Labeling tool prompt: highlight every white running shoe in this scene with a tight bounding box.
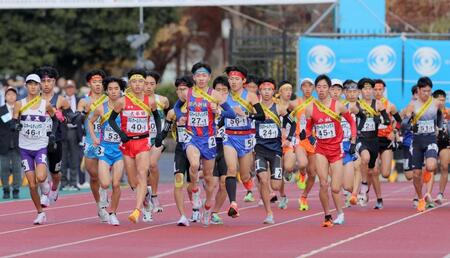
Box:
[99,188,109,208]
[40,195,50,208]
[357,193,368,207]
[435,193,444,205]
[412,198,419,208]
[190,209,201,223]
[278,196,288,210]
[98,207,109,223]
[151,196,164,213]
[49,190,58,204]
[258,199,264,207]
[177,215,190,226]
[263,214,275,224]
[333,213,345,225]
[33,212,47,225]
[192,189,202,209]
[202,209,211,226]
[108,213,120,226]
[142,209,153,223]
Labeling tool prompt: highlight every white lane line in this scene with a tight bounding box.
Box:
[298,202,450,258]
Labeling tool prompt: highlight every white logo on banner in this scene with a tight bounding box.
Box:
[367,45,396,75]
[307,45,336,74]
[413,47,441,76]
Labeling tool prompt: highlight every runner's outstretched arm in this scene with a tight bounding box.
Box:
[219,102,236,119]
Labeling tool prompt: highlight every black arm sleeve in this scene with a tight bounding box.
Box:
[218,117,225,128]
[108,110,128,142]
[392,112,402,123]
[380,109,391,125]
[152,110,161,136]
[437,109,443,129]
[283,114,296,140]
[248,103,265,121]
[62,107,83,125]
[160,119,173,140]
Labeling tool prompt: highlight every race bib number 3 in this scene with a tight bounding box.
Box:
[258,123,278,139]
[417,120,435,134]
[226,116,248,128]
[188,111,208,127]
[315,123,336,139]
[127,117,148,133]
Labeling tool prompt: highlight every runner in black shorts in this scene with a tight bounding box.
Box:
[210,76,229,225]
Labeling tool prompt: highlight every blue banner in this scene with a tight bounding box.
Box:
[298,37,406,107]
[404,39,450,106]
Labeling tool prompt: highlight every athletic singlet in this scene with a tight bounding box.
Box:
[341,102,354,142]
[255,103,281,152]
[100,101,121,144]
[185,87,216,137]
[19,98,48,150]
[120,95,150,137]
[225,89,254,131]
[311,99,343,146]
[378,98,394,137]
[149,94,166,140]
[357,99,379,139]
[83,96,101,145]
[45,94,63,141]
[413,98,438,136]
[294,98,312,137]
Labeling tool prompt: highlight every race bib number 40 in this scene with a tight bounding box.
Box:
[258,123,278,139]
[188,111,208,127]
[417,120,435,134]
[127,117,148,133]
[315,123,336,139]
[226,116,248,128]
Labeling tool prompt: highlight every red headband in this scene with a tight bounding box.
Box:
[89,75,103,83]
[259,82,275,89]
[228,71,245,79]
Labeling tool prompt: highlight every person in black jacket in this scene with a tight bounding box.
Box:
[0,87,22,199]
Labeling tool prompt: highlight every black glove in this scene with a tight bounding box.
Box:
[300,129,306,141]
[119,132,129,144]
[308,135,316,146]
[412,123,418,133]
[349,143,356,155]
[10,118,22,132]
[154,136,163,148]
[48,135,57,153]
[438,128,449,143]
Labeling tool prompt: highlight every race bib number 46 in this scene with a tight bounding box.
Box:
[188,111,208,127]
[127,117,148,133]
[22,122,46,139]
[315,123,336,139]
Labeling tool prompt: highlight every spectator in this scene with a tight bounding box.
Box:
[14,75,27,100]
[0,87,22,199]
[0,81,5,106]
[56,77,66,95]
[60,80,84,191]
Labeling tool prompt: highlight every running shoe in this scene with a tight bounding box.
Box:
[424,194,435,209]
[374,200,383,210]
[142,203,153,223]
[98,207,110,223]
[322,217,334,227]
[278,196,288,210]
[190,209,201,223]
[192,189,202,209]
[177,215,190,226]
[128,209,141,223]
[40,194,50,208]
[151,196,164,213]
[33,212,47,225]
[388,171,398,183]
[333,213,345,225]
[412,198,419,208]
[108,213,120,226]
[227,202,240,218]
[422,170,432,184]
[49,190,59,204]
[244,191,255,202]
[263,214,275,224]
[284,172,293,183]
[211,213,223,225]
[202,208,211,226]
[357,193,368,207]
[435,193,444,205]
[349,194,358,206]
[296,173,306,190]
[417,199,426,212]
[298,196,309,211]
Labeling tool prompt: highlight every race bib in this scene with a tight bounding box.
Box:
[149,116,157,138]
[96,146,105,157]
[188,111,208,127]
[315,123,336,139]
[299,115,307,131]
[93,121,101,133]
[208,136,217,148]
[244,137,255,149]
[361,117,376,132]
[258,123,278,139]
[417,120,435,134]
[274,167,283,180]
[226,116,248,128]
[177,127,192,143]
[216,126,225,138]
[341,119,351,139]
[22,121,46,139]
[45,116,52,132]
[127,117,148,133]
[104,126,120,143]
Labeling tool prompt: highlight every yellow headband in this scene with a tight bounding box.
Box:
[129,74,144,81]
[279,83,292,91]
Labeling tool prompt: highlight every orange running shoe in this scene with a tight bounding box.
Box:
[417,199,426,212]
[128,208,141,223]
[422,170,432,183]
[349,194,358,205]
[322,218,334,227]
[227,202,240,218]
[243,178,253,191]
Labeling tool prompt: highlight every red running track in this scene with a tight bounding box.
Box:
[0,182,449,258]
